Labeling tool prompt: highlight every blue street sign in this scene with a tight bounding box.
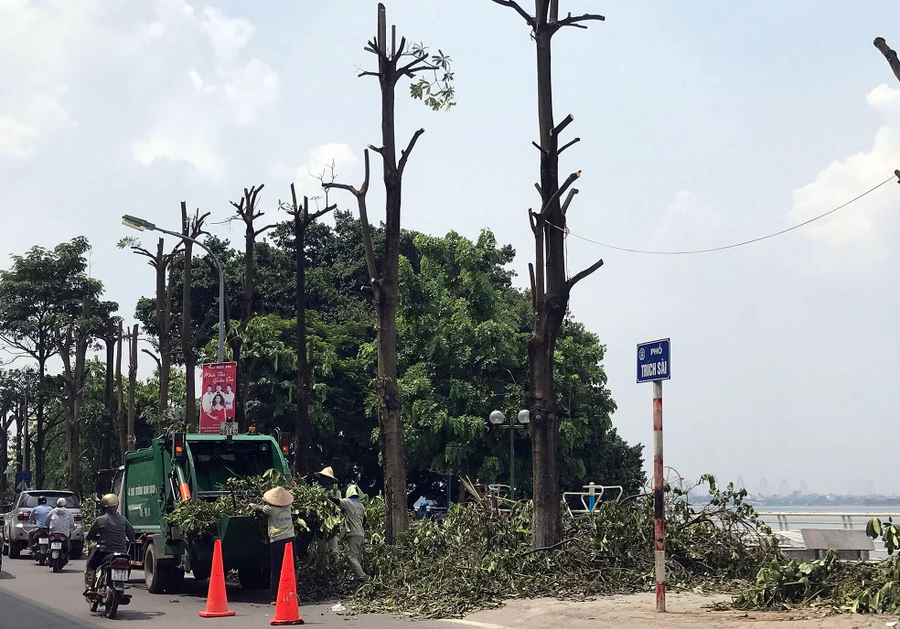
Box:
[637,338,671,383]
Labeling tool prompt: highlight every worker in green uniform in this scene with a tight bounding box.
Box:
[330,484,367,580]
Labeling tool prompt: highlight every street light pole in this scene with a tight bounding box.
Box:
[489,409,530,497]
[122,214,225,363]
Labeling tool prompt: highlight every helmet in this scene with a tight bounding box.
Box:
[345,484,362,499]
[56,498,66,508]
[100,494,119,509]
[37,496,47,505]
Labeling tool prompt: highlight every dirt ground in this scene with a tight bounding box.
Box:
[442,592,897,629]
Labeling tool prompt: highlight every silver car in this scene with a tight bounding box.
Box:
[2,491,84,559]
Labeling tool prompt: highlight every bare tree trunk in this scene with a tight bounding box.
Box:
[229,185,271,431]
[127,324,138,451]
[492,0,605,548]
[100,321,116,472]
[127,238,179,436]
[116,321,126,460]
[0,412,9,494]
[180,203,210,432]
[34,354,45,488]
[182,203,196,430]
[285,187,334,475]
[294,192,311,476]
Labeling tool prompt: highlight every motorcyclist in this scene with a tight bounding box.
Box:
[83,494,134,597]
[48,497,75,556]
[28,496,52,548]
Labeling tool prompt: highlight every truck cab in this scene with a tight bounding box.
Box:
[108,429,291,594]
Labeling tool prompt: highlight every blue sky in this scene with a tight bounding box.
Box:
[1,0,899,494]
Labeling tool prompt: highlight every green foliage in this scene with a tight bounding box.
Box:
[408,43,456,111]
[731,514,900,615]
[165,470,345,542]
[350,476,777,618]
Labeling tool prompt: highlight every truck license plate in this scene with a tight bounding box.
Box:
[39,538,49,544]
[111,569,129,581]
[219,421,238,436]
[50,542,62,549]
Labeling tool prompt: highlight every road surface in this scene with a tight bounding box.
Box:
[0,551,447,628]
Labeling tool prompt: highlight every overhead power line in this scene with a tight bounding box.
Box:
[547,172,899,255]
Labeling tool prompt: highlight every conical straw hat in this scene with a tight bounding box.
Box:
[263,486,294,507]
[314,466,338,483]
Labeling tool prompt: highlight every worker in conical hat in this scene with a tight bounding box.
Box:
[250,485,296,604]
[314,466,338,484]
[314,465,340,570]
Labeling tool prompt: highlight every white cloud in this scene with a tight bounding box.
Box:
[0,0,279,176]
[290,143,358,201]
[648,190,725,250]
[786,84,900,248]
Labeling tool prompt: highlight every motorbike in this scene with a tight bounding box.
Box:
[48,532,68,572]
[86,552,133,619]
[31,528,50,566]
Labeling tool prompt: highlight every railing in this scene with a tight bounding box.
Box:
[756,511,900,532]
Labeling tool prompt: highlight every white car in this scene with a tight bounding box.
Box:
[2,491,84,559]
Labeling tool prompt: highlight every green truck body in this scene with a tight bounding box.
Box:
[109,432,291,594]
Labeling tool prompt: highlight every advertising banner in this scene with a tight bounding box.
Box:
[200,362,237,434]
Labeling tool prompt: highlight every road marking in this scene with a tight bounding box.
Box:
[439,620,513,629]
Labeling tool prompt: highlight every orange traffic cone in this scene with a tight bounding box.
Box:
[270,541,303,626]
[199,539,236,618]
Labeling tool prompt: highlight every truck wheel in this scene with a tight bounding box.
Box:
[167,568,185,593]
[143,544,169,594]
[70,542,83,560]
[9,542,21,560]
[238,566,268,590]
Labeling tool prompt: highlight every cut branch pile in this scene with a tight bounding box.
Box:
[348,475,778,618]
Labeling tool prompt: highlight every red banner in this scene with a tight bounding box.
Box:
[200,362,237,434]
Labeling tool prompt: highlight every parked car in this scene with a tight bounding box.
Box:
[2,491,84,559]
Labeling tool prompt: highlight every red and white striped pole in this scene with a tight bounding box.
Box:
[653,379,666,613]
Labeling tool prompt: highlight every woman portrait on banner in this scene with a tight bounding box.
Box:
[208,393,227,424]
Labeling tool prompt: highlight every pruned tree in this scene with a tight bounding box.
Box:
[491,0,606,547]
[118,237,181,434]
[874,37,900,84]
[98,316,121,475]
[324,2,455,543]
[280,183,335,475]
[180,201,211,430]
[115,320,126,459]
[127,324,138,451]
[228,184,274,429]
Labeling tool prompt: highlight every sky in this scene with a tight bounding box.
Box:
[1,0,899,496]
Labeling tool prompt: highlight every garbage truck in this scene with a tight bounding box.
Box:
[105,428,293,594]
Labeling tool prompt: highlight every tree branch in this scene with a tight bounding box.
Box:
[528,263,537,309]
[539,170,581,217]
[552,114,574,137]
[560,188,579,216]
[398,128,425,176]
[253,223,279,238]
[323,149,378,285]
[566,258,604,292]
[310,203,337,222]
[874,38,900,85]
[358,70,380,78]
[556,12,605,29]
[531,140,547,154]
[558,137,580,155]
[490,0,535,28]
